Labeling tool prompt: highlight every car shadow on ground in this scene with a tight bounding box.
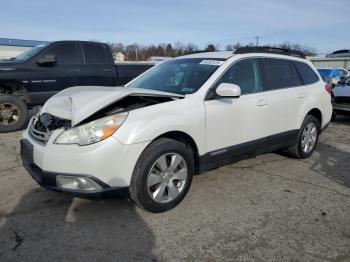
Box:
[311,143,350,188]
[310,116,350,188]
[0,188,156,262]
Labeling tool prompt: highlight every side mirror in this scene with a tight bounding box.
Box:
[216,83,241,98]
[37,54,57,66]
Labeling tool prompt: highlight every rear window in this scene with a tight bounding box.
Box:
[293,61,319,85]
[82,43,110,64]
[262,58,301,90]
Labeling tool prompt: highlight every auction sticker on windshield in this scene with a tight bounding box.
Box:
[199,60,225,66]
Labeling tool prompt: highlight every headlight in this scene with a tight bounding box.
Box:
[54,112,128,146]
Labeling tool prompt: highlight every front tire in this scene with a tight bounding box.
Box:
[287,115,320,159]
[129,138,194,213]
[0,95,29,133]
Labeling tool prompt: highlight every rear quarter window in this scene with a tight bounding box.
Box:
[262,58,301,90]
[293,61,319,85]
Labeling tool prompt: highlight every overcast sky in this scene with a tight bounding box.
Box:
[1,0,349,54]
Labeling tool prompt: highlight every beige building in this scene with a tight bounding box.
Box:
[114,51,125,61]
[0,45,32,60]
[308,57,350,70]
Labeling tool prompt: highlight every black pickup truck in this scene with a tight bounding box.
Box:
[0,40,154,132]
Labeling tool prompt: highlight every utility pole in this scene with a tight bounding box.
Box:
[134,43,138,61]
[255,36,260,46]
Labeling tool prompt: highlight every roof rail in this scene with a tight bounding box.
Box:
[234,46,306,59]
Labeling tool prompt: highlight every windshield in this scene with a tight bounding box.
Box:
[15,44,48,61]
[317,69,333,77]
[127,58,225,94]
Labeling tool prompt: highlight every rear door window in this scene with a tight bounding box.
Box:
[293,61,319,85]
[262,58,301,90]
[82,43,110,64]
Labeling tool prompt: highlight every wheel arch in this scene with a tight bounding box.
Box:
[306,108,323,127]
[0,81,31,104]
[154,131,200,174]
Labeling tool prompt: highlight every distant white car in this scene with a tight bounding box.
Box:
[21,47,332,212]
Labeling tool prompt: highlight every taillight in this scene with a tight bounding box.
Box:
[325,83,332,94]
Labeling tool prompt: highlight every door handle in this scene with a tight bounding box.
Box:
[103,69,113,72]
[256,99,268,107]
[297,92,306,98]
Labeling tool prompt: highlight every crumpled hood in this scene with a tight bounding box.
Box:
[40,86,184,126]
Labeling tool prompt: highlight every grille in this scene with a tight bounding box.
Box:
[28,114,71,145]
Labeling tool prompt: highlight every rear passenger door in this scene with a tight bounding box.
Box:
[261,58,306,146]
[80,43,117,86]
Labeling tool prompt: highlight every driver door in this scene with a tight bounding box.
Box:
[204,58,269,167]
[29,43,82,104]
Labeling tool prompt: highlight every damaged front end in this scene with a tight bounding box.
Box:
[28,114,71,145]
[28,87,183,145]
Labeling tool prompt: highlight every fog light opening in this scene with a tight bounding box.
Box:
[56,176,102,191]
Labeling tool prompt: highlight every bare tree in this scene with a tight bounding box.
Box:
[204,44,216,52]
[272,42,316,56]
[225,41,316,56]
[226,42,243,51]
[106,40,317,61]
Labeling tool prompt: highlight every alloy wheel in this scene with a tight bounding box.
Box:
[301,122,317,153]
[147,153,188,203]
[0,103,21,126]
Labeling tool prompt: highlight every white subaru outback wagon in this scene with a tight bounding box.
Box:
[21,47,332,212]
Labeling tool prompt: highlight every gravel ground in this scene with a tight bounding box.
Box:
[0,117,350,262]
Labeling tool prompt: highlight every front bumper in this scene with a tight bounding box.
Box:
[20,139,128,199]
[20,127,150,199]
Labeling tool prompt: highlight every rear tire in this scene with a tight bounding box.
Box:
[129,138,194,213]
[287,115,320,159]
[0,95,29,133]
